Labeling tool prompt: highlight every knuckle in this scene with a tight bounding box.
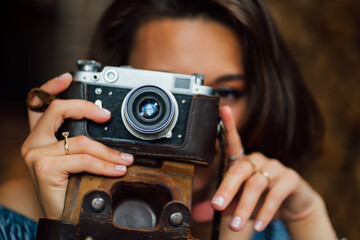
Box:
[285,168,300,182]
[247,176,267,190]
[79,154,93,165]
[259,209,273,222]
[246,173,268,190]
[239,205,253,217]
[228,162,247,176]
[106,147,118,160]
[103,161,109,172]
[33,157,52,178]
[267,159,282,169]
[249,152,265,160]
[75,135,90,147]
[21,135,35,158]
[267,190,283,202]
[23,149,35,166]
[20,141,29,158]
[47,99,63,111]
[83,100,95,110]
[98,160,109,176]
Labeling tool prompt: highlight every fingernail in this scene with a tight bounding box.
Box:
[226,105,232,114]
[100,108,111,116]
[120,153,134,163]
[115,165,126,172]
[254,220,264,231]
[57,72,71,81]
[211,195,225,207]
[230,216,242,229]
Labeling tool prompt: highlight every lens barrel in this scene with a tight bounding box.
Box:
[121,85,178,140]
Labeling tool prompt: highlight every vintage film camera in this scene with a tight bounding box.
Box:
[36,60,220,239]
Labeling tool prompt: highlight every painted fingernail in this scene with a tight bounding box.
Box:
[57,72,71,81]
[230,216,242,229]
[100,108,111,116]
[211,195,225,207]
[115,165,127,172]
[120,153,134,163]
[254,220,264,231]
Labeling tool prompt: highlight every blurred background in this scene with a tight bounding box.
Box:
[1,0,359,238]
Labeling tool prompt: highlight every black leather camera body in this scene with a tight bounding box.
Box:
[36,60,221,240]
[59,60,220,166]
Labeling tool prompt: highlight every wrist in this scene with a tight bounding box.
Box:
[286,193,337,240]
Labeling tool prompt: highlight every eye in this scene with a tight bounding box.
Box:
[214,87,245,100]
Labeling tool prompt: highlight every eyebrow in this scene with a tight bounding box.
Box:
[214,74,245,84]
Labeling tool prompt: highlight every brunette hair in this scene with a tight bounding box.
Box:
[89,0,324,170]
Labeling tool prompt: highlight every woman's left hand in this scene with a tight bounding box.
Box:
[209,106,325,232]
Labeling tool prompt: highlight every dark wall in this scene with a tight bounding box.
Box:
[268,1,360,238]
[1,0,359,238]
[2,0,113,105]
[2,0,56,105]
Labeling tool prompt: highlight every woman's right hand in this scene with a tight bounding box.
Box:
[21,73,134,219]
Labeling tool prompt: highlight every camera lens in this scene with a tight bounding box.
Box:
[121,85,178,140]
[139,98,160,119]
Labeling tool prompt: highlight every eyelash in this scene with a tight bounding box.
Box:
[214,87,245,100]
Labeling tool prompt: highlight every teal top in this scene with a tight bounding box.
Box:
[0,206,38,240]
[0,205,291,239]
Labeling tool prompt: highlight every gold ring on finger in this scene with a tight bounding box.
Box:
[256,169,271,185]
[244,156,257,173]
[62,131,70,155]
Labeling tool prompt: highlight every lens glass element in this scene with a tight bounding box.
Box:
[121,85,179,140]
[139,98,160,119]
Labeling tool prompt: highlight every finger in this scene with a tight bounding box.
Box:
[220,106,243,157]
[24,99,111,151]
[211,153,266,211]
[57,154,129,177]
[40,99,111,134]
[228,160,284,231]
[43,135,134,166]
[29,73,73,106]
[252,169,300,232]
[35,154,128,184]
[28,73,73,130]
[211,158,255,211]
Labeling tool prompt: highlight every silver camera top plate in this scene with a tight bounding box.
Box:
[72,66,214,96]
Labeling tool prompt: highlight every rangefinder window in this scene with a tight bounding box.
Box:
[175,78,191,89]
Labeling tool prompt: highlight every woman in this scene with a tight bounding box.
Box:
[0,0,339,239]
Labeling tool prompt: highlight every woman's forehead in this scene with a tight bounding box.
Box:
[129,18,244,82]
